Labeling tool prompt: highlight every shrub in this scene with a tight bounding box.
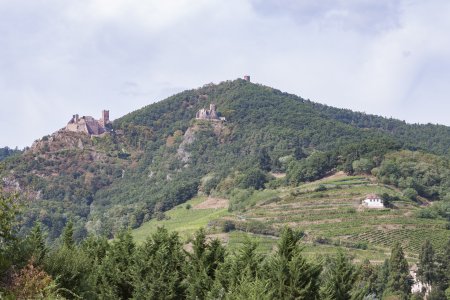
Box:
[222,220,235,233]
[403,188,418,201]
[315,184,327,192]
[9,260,59,299]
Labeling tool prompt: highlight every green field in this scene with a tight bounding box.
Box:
[132,175,449,261]
[132,196,229,243]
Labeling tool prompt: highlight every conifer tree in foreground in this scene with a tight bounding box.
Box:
[207,235,265,299]
[384,242,412,300]
[320,250,357,300]
[186,228,225,299]
[417,239,436,286]
[95,230,135,299]
[266,227,322,300]
[26,223,48,265]
[132,227,186,299]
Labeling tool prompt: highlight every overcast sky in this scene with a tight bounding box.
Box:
[1,0,450,148]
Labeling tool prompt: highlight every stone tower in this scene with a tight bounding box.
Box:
[209,104,218,119]
[244,75,250,82]
[99,110,110,127]
[102,110,109,124]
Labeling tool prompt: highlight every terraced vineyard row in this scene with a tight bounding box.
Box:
[231,175,449,258]
[351,228,449,254]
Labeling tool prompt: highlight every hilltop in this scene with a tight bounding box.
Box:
[1,78,449,241]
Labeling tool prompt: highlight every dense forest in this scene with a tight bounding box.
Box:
[1,191,449,299]
[1,79,450,240]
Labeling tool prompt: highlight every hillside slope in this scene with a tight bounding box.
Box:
[1,78,449,240]
[132,173,449,261]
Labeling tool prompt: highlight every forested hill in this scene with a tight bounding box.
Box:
[2,78,450,240]
[117,79,450,156]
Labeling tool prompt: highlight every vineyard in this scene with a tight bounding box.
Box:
[132,174,449,261]
[224,175,448,260]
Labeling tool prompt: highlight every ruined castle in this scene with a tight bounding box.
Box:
[196,104,225,121]
[66,110,110,135]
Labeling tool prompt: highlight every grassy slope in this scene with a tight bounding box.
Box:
[132,174,449,262]
[132,196,229,243]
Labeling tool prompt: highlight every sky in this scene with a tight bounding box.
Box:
[1,0,450,148]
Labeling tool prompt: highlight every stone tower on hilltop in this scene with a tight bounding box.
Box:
[196,103,224,121]
[66,110,111,135]
[99,110,110,127]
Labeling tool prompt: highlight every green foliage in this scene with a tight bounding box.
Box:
[320,251,357,300]
[185,228,225,299]
[224,276,270,300]
[0,190,19,248]
[132,227,186,299]
[94,230,135,299]
[377,150,450,200]
[265,227,322,300]
[62,220,75,249]
[417,201,450,220]
[0,146,21,161]
[44,244,94,299]
[418,240,436,285]
[26,223,48,265]
[385,242,412,299]
[403,187,418,201]
[353,259,379,299]
[237,168,268,190]
[287,151,336,184]
[352,158,374,175]
[0,190,19,278]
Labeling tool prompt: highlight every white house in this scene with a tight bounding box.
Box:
[362,194,384,208]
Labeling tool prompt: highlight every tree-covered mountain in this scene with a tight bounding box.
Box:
[1,78,450,240]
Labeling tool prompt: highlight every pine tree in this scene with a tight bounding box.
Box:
[44,243,94,298]
[81,234,110,262]
[226,275,270,300]
[95,230,135,299]
[186,228,225,299]
[417,239,436,285]
[385,242,411,299]
[132,227,186,299]
[375,259,390,297]
[62,220,75,249]
[266,227,321,300]
[320,251,357,300]
[208,235,264,298]
[434,239,450,298]
[27,223,47,264]
[354,259,379,298]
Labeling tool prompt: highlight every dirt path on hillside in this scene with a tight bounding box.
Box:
[194,197,229,209]
[270,172,286,178]
[318,171,347,181]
